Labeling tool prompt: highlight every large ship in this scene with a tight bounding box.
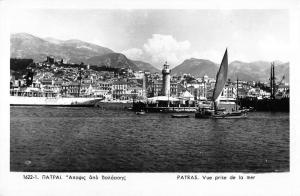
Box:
[10,65,104,107]
[10,88,103,107]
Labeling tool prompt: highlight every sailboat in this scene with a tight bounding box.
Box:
[195,49,247,119]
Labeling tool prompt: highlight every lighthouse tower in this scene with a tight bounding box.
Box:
[162,62,171,96]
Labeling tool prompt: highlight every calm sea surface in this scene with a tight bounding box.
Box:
[10,106,289,172]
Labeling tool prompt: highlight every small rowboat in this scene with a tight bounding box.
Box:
[171,114,190,118]
[136,111,145,115]
[212,110,247,119]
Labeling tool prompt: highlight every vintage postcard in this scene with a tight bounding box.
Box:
[0,0,299,195]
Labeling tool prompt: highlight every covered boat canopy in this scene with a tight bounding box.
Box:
[180,91,194,100]
[147,96,179,103]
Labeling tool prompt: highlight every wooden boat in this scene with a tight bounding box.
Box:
[195,49,247,119]
[195,107,214,118]
[171,114,190,118]
[136,111,145,115]
[240,107,254,112]
[212,111,247,119]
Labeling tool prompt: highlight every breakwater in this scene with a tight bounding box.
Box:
[95,102,132,110]
[132,101,196,113]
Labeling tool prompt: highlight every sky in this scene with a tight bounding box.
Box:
[9,9,289,68]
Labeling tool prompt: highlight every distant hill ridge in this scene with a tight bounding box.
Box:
[171,58,289,83]
[86,53,138,71]
[10,33,289,81]
[11,33,114,63]
[172,58,218,78]
[10,33,158,73]
[132,60,160,73]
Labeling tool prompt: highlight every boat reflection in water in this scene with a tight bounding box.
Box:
[171,114,190,118]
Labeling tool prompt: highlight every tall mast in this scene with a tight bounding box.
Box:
[236,77,239,111]
[270,62,275,99]
[78,67,82,97]
[273,63,275,98]
[270,63,272,99]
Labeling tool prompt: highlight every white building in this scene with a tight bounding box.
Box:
[220,85,237,100]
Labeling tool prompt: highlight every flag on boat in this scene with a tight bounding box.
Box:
[212,49,228,102]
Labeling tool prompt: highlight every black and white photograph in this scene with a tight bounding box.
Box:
[1,0,299,195]
[9,8,290,173]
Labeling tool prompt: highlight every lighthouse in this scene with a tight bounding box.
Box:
[162,62,171,96]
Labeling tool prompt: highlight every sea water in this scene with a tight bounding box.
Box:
[10,106,289,172]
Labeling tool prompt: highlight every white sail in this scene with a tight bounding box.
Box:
[212,49,228,102]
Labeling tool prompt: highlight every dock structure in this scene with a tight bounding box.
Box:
[144,106,196,113]
[132,62,197,113]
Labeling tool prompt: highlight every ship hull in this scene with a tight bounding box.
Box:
[10,96,103,107]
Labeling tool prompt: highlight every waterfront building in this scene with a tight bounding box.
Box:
[12,79,26,88]
[90,81,112,98]
[127,86,144,100]
[237,88,248,98]
[150,79,162,97]
[112,81,128,99]
[220,84,237,100]
[186,82,207,100]
[247,87,270,99]
[98,81,112,91]
[79,84,93,96]
[276,85,289,98]
[61,82,80,97]
[148,79,178,97]
[40,78,53,86]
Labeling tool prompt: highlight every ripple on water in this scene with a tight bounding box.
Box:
[10,107,289,172]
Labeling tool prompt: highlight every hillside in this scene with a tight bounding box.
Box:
[172,58,289,83]
[172,58,219,78]
[10,33,159,73]
[10,33,113,63]
[131,60,160,73]
[228,61,289,82]
[10,33,289,82]
[85,53,139,71]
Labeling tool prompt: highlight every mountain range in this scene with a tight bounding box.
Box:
[11,33,113,63]
[172,58,219,78]
[10,33,289,82]
[172,58,289,83]
[10,33,158,73]
[86,53,139,71]
[131,60,160,73]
